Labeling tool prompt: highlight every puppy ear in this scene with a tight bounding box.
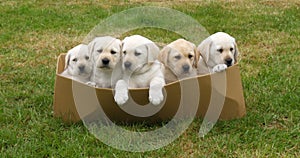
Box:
[117,39,123,58]
[195,46,200,68]
[117,39,122,51]
[147,43,160,63]
[87,39,96,57]
[158,46,171,65]
[64,50,71,69]
[234,41,239,63]
[121,40,125,54]
[191,43,198,68]
[197,38,212,64]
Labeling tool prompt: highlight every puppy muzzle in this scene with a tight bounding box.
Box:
[225,58,233,67]
[124,61,132,69]
[78,65,85,72]
[97,58,111,69]
[102,58,110,65]
[182,64,190,73]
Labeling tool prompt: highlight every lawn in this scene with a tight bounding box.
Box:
[0,0,299,157]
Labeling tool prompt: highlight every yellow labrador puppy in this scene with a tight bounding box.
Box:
[88,36,122,88]
[159,39,197,83]
[197,32,239,75]
[114,35,165,106]
[61,44,92,83]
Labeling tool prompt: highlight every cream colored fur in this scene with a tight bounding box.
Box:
[197,32,239,75]
[61,44,92,83]
[159,39,197,83]
[114,35,165,106]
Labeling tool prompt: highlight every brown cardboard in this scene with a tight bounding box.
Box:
[53,54,246,123]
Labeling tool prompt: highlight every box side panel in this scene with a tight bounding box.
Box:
[53,54,81,123]
[219,65,246,120]
[195,65,246,120]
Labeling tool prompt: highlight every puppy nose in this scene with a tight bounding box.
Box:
[225,58,233,66]
[102,58,110,65]
[124,61,132,68]
[78,65,85,72]
[182,64,190,72]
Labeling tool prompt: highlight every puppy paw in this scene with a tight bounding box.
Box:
[149,77,165,106]
[114,92,128,105]
[149,93,164,106]
[149,90,164,106]
[114,80,129,105]
[213,64,227,73]
[86,81,97,87]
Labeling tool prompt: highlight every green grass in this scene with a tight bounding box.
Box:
[1,0,299,157]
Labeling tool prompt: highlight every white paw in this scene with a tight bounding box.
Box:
[149,90,164,106]
[149,77,165,106]
[114,91,128,105]
[86,81,97,87]
[114,80,129,105]
[213,64,227,73]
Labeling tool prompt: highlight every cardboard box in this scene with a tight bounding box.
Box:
[53,54,246,123]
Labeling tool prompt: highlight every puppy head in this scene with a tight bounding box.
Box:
[122,35,159,72]
[65,44,92,77]
[122,44,149,72]
[88,36,122,71]
[160,39,196,77]
[198,32,239,67]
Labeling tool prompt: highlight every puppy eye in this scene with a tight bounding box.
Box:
[111,50,117,54]
[97,49,103,53]
[217,48,223,53]
[72,58,78,62]
[175,55,181,60]
[135,52,141,56]
[188,54,193,59]
[230,47,234,51]
[85,56,89,60]
[123,51,126,55]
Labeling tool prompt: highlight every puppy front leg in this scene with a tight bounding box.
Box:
[114,80,129,105]
[149,77,165,106]
[212,64,227,73]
